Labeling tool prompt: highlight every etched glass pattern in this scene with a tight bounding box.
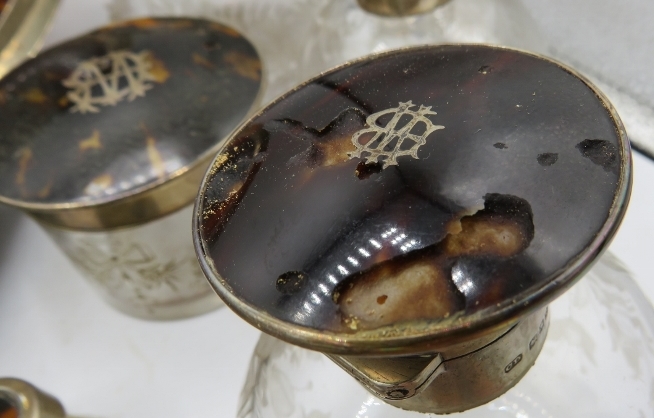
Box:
[45,206,222,319]
[238,253,654,417]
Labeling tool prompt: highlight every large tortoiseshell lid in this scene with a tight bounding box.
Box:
[195,45,630,350]
[0,18,261,208]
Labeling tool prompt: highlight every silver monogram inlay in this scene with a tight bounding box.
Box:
[62,50,159,114]
[349,101,444,168]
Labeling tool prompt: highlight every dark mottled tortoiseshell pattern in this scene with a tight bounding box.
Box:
[0,18,261,205]
[198,45,625,334]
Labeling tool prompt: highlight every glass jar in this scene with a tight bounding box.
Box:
[193,44,631,413]
[0,17,263,319]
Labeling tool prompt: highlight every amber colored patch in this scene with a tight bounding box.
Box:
[144,52,170,83]
[334,193,534,331]
[210,22,241,37]
[84,174,113,196]
[22,88,48,104]
[0,404,18,418]
[37,180,53,198]
[57,96,70,108]
[0,90,6,105]
[443,218,527,258]
[141,123,166,179]
[445,218,463,235]
[338,262,460,330]
[269,108,364,170]
[192,53,217,70]
[314,134,356,166]
[208,153,229,177]
[93,174,112,187]
[15,147,32,186]
[223,51,261,81]
[128,18,160,29]
[106,18,160,30]
[311,108,365,168]
[79,130,102,151]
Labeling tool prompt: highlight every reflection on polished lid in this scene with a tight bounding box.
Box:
[0,17,262,228]
[195,45,630,353]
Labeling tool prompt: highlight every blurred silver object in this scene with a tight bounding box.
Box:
[356,0,451,16]
[0,0,60,78]
[0,378,65,418]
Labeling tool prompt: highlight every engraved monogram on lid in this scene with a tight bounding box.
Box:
[349,101,444,169]
[62,50,166,114]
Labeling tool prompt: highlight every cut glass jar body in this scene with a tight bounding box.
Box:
[44,205,220,320]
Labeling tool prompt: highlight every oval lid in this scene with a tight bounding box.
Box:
[0,17,262,230]
[194,45,631,355]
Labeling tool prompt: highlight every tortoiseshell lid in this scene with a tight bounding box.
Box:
[196,45,629,345]
[0,18,261,207]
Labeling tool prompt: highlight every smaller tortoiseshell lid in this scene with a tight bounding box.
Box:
[0,17,262,227]
[195,45,630,354]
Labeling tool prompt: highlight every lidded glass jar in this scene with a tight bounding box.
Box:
[0,17,263,319]
[194,44,631,413]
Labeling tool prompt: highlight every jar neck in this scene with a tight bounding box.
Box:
[356,0,452,16]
